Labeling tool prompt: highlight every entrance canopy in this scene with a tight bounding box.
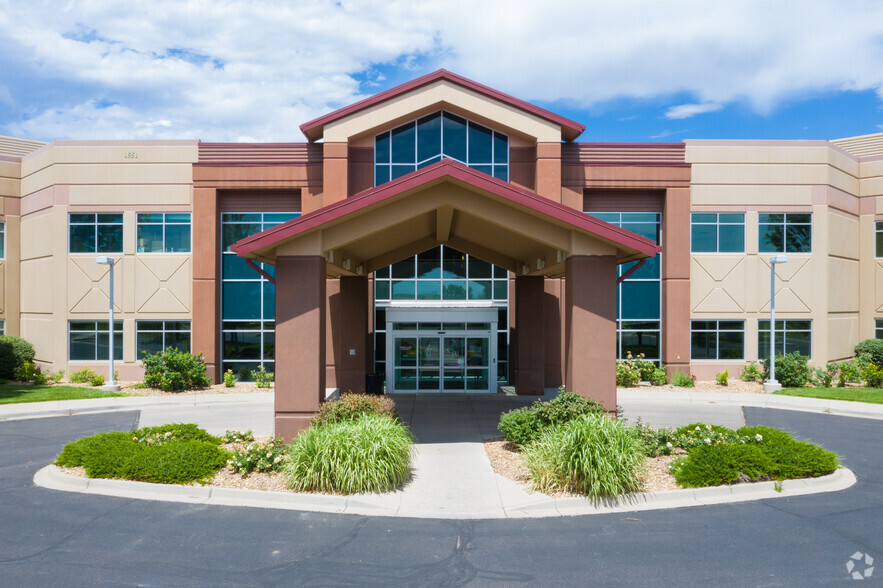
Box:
[231,158,658,274]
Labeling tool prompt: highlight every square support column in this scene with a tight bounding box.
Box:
[662,187,691,375]
[275,255,326,441]
[335,276,369,393]
[515,276,545,395]
[565,255,617,411]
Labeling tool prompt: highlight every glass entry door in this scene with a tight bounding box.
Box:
[390,327,494,393]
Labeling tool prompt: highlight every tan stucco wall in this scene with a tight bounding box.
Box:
[17,141,197,372]
[687,139,875,371]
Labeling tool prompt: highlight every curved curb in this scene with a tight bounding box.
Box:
[33,465,857,520]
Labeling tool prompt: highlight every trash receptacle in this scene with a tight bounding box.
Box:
[365,373,384,395]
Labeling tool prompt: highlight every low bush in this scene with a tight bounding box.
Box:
[812,365,836,388]
[740,361,764,382]
[498,390,605,448]
[229,438,286,475]
[861,362,883,388]
[671,426,838,487]
[854,338,883,368]
[15,361,46,384]
[69,366,98,384]
[44,368,65,384]
[55,423,228,484]
[522,413,646,500]
[90,374,105,387]
[221,429,255,444]
[647,367,668,386]
[715,369,729,386]
[615,352,666,386]
[0,336,36,380]
[223,369,237,388]
[284,414,413,494]
[632,420,677,457]
[251,366,274,388]
[142,348,211,391]
[762,352,812,388]
[837,361,863,387]
[671,371,695,388]
[313,393,399,427]
[615,360,640,387]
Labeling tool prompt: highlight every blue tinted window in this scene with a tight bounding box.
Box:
[691,213,745,253]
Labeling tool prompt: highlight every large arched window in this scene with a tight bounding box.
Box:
[374,112,508,185]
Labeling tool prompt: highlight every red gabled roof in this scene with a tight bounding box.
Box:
[299,69,585,143]
[232,158,657,260]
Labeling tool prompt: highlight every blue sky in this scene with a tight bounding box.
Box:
[1,0,881,143]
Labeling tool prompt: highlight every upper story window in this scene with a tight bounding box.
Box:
[759,213,811,253]
[69,213,123,253]
[691,213,745,253]
[137,213,191,253]
[374,112,508,186]
[875,221,883,257]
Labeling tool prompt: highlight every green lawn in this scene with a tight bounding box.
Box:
[0,384,127,405]
[772,387,883,405]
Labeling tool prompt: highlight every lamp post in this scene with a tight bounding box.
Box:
[764,255,788,393]
[96,256,120,392]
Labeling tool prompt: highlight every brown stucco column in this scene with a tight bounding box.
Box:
[564,255,617,411]
[192,187,219,382]
[275,255,326,441]
[536,142,562,202]
[515,276,545,395]
[662,187,690,375]
[336,276,369,393]
[322,142,349,205]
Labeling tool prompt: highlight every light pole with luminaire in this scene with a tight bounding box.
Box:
[95,256,120,392]
[764,255,788,393]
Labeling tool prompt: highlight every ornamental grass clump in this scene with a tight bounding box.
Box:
[522,413,646,500]
[284,414,413,494]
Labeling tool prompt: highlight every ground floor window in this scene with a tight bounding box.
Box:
[136,321,191,357]
[69,320,123,361]
[876,318,883,339]
[757,319,811,358]
[691,320,745,360]
[0,319,4,335]
[617,320,660,361]
[222,321,274,381]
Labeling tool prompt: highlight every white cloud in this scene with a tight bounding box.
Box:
[0,0,882,140]
[664,102,724,119]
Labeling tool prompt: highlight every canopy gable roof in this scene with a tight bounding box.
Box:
[300,69,585,143]
[232,159,657,278]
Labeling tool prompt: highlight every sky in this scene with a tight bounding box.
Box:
[1,0,882,144]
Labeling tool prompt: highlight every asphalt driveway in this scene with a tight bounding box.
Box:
[0,408,879,586]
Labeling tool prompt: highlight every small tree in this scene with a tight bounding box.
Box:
[0,336,36,380]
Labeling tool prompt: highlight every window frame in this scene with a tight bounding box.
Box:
[758,212,812,254]
[0,221,5,259]
[690,320,745,360]
[136,213,192,253]
[690,212,745,253]
[69,213,124,254]
[875,318,883,340]
[136,320,192,358]
[757,319,812,359]
[68,320,124,361]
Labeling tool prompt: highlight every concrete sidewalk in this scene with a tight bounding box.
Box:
[19,389,869,519]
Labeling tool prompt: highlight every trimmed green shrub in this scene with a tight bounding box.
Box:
[498,390,606,448]
[740,361,764,382]
[762,352,812,388]
[715,369,729,386]
[284,414,413,494]
[223,369,237,388]
[648,367,668,386]
[90,374,105,387]
[119,441,229,484]
[837,361,862,387]
[671,444,774,487]
[671,425,838,487]
[55,423,229,484]
[616,360,640,387]
[671,371,695,388]
[0,336,36,380]
[854,338,883,368]
[15,361,46,384]
[313,393,399,426]
[522,413,646,499]
[69,366,98,384]
[142,347,211,391]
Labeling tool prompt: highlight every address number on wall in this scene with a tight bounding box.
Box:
[123,151,138,159]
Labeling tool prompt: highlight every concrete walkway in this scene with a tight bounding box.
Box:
[17,389,873,518]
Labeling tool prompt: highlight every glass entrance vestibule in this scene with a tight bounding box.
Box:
[385,308,498,393]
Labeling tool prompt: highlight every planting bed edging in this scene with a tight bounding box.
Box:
[34,464,856,520]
